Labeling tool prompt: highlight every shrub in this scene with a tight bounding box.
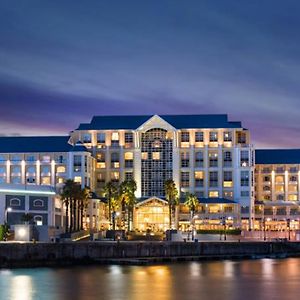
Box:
[196,229,241,235]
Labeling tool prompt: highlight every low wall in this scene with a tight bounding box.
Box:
[1,241,300,268]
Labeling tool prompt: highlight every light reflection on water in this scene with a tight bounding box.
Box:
[1,258,300,300]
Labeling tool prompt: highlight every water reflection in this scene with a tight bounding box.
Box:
[1,259,300,300]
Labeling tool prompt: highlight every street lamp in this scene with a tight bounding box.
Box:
[191,215,198,241]
[287,218,291,241]
[5,207,12,224]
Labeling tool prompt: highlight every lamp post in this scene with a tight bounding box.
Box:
[263,217,266,241]
[5,207,12,225]
[287,218,291,241]
[191,215,198,241]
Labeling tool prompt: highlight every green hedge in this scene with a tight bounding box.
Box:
[0,224,9,241]
[196,229,241,235]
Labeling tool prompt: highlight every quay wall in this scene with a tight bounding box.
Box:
[1,241,300,268]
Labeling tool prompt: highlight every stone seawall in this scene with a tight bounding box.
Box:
[1,241,300,268]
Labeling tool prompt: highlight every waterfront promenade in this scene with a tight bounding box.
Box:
[1,241,300,268]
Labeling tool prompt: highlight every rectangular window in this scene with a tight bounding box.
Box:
[125,152,134,168]
[223,151,232,167]
[209,131,218,142]
[42,155,51,163]
[26,155,36,162]
[82,133,91,143]
[180,152,189,168]
[142,152,148,160]
[11,166,21,174]
[195,151,204,168]
[125,132,134,143]
[241,171,249,186]
[181,132,190,143]
[241,191,249,197]
[195,171,204,187]
[181,172,190,187]
[96,152,105,162]
[125,172,133,181]
[237,132,247,144]
[240,151,249,167]
[11,155,22,162]
[209,171,218,187]
[195,131,204,142]
[223,171,233,187]
[223,131,232,142]
[73,155,81,172]
[152,152,160,160]
[209,151,218,167]
[97,173,105,183]
[97,132,106,143]
[41,177,51,185]
[111,171,120,182]
[111,152,120,168]
[0,155,6,162]
[111,132,119,147]
[209,191,219,198]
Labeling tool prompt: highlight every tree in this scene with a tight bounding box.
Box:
[119,180,137,231]
[103,181,118,229]
[164,179,179,230]
[79,187,91,230]
[61,179,80,233]
[184,193,198,219]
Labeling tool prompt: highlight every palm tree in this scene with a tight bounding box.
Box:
[61,179,75,233]
[164,179,179,230]
[184,193,198,220]
[119,180,137,231]
[103,181,118,228]
[79,187,90,230]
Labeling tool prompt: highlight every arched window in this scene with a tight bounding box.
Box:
[33,199,44,207]
[10,198,21,207]
[34,215,43,225]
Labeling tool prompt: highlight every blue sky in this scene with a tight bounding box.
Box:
[0,0,299,147]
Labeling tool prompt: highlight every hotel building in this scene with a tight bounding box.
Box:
[0,114,299,234]
[0,136,96,228]
[70,114,255,231]
[254,149,300,231]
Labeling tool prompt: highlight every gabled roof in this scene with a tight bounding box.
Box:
[76,114,243,130]
[255,149,300,164]
[0,136,87,153]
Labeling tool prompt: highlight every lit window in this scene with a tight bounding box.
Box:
[74,176,82,183]
[209,132,218,142]
[56,166,66,173]
[209,191,219,198]
[152,152,160,160]
[288,195,297,201]
[142,152,148,160]
[124,152,133,160]
[111,132,119,141]
[41,177,51,185]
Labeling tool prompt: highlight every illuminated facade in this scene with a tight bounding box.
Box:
[70,114,255,230]
[254,149,300,231]
[0,114,299,233]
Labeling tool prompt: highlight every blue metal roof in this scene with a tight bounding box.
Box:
[76,114,243,130]
[0,136,76,153]
[255,149,300,164]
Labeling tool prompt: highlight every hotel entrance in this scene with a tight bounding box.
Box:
[133,197,169,232]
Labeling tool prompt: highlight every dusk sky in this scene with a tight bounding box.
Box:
[0,1,300,148]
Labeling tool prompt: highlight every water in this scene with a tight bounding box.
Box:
[1,258,300,300]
